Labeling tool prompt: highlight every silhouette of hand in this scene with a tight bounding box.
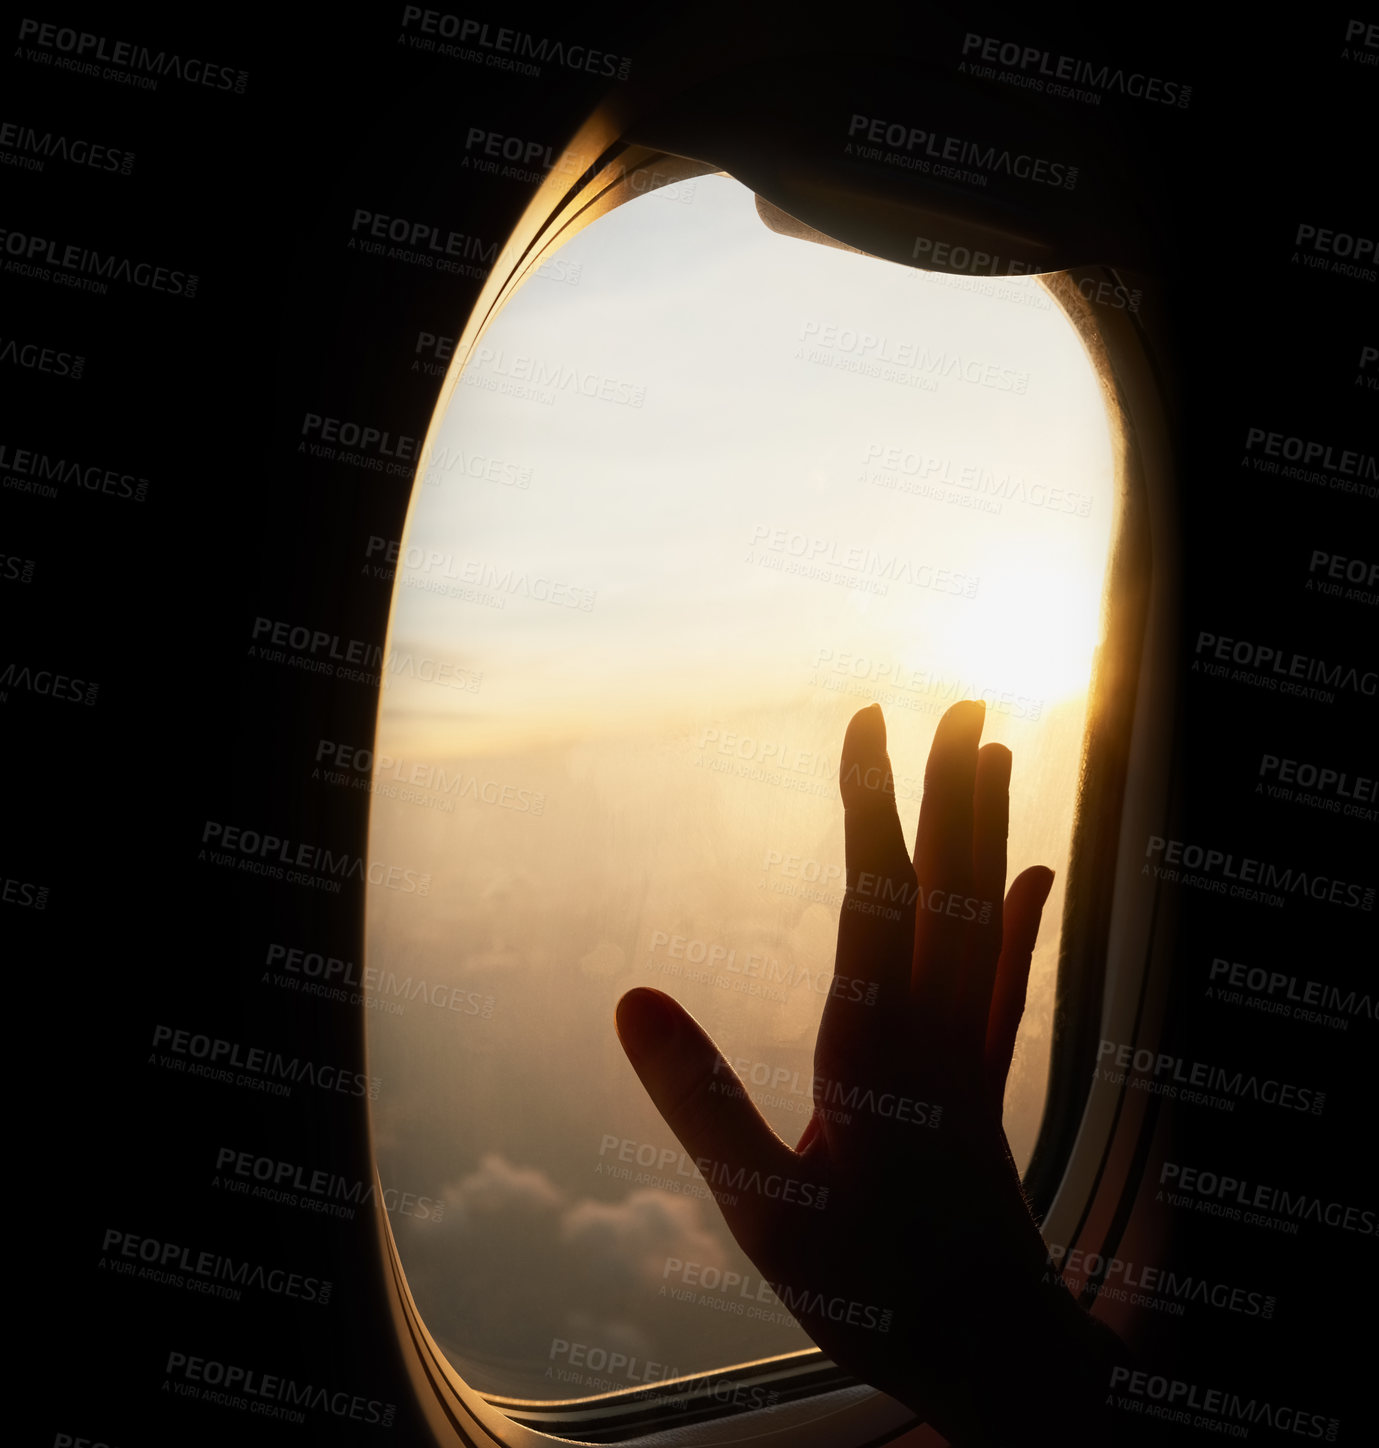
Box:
[615,701,1125,1445]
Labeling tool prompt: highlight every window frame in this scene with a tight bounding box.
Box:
[366,128,1178,1447]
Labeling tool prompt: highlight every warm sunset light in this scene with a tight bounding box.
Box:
[364,172,1115,1398]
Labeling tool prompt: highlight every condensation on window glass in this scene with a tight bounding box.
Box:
[365,173,1115,1400]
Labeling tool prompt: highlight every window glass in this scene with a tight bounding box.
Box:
[366,174,1115,1399]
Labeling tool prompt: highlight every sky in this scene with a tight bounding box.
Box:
[364,173,1115,1399]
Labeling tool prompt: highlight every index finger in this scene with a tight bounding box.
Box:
[836,704,917,1017]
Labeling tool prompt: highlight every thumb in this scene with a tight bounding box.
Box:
[615,988,803,1251]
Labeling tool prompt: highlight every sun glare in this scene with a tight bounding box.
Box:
[363,172,1115,1397]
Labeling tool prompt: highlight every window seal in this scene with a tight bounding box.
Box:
[371,134,1170,1445]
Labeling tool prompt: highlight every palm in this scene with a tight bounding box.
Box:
[615,701,1059,1436]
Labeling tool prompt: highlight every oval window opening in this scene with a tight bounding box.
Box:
[366,172,1116,1401]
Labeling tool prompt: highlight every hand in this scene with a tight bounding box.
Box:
[615,701,1127,1445]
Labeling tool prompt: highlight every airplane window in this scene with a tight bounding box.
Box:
[364,173,1115,1404]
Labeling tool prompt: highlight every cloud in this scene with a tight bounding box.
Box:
[561,1187,728,1299]
[444,1152,564,1223]
[392,1153,735,1398]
